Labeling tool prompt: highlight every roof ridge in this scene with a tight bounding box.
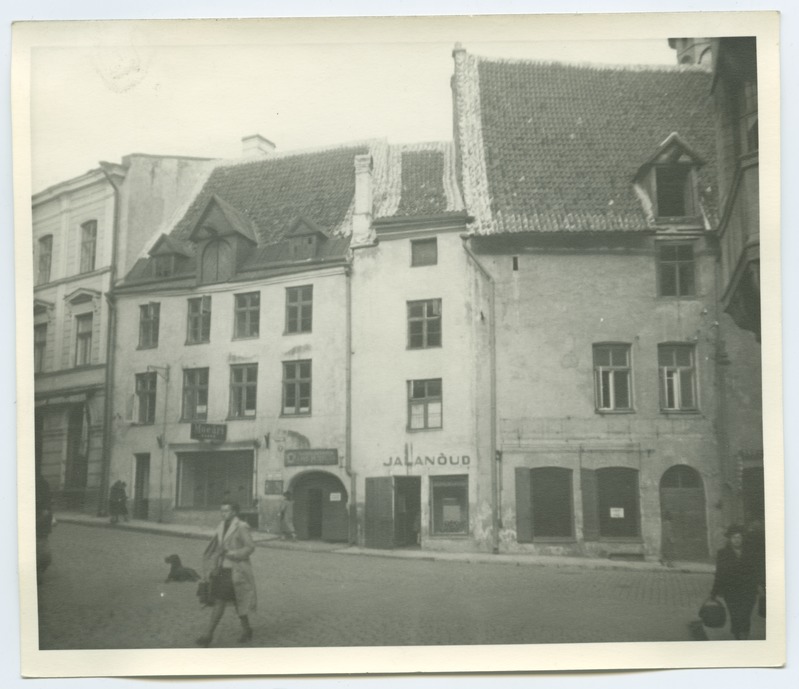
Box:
[213,138,387,171]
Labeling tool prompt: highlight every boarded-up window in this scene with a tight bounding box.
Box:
[596,467,640,538]
[531,467,573,538]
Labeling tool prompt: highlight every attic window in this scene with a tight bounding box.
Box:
[655,166,695,218]
[153,255,175,278]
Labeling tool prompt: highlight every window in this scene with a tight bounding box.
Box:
[658,344,697,411]
[154,254,175,278]
[738,79,758,155]
[74,313,93,366]
[177,451,253,509]
[596,468,640,538]
[138,303,160,349]
[593,344,632,412]
[229,364,257,418]
[282,360,311,415]
[80,221,97,273]
[135,372,157,424]
[201,238,234,284]
[286,285,313,334]
[182,368,209,421]
[234,292,260,339]
[411,238,437,267]
[408,299,442,349]
[408,378,442,430]
[655,166,694,218]
[187,296,211,344]
[37,235,53,285]
[34,323,47,373]
[531,467,573,538]
[430,475,468,536]
[658,244,696,297]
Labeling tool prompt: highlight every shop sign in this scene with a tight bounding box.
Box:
[610,507,625,519]
[190,422,227,442]
[383,454,471,467]
[284,449,339,467]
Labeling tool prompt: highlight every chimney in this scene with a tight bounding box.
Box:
[241,134,276,158]
[351,154,374,247]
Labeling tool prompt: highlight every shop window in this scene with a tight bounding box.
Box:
[411,238,437,267]
[34,323,47,373]
[408,299,442,349]
[135,371,157,425]
[138,302,160,349]
[408,378,442,430]
[182,367,209,421]
[74,313,93,367]
[531,467,574,538]
[229,364,257,418]
[286,285,313,334]
[658,344,697,411]
[593,344,632,412]
[282,360,312,415]
[177,451,253,509]
[187,296,211,344]
[593,467,640,538]
[430,475,468,536]
[658,243,696,297]
[80,220,97,273]
[37,235,53,285]
[234,292,260,339]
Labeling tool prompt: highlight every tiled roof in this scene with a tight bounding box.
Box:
[454,52,718,233]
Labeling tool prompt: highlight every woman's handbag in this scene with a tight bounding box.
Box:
[699,598,727,628]
[196,580,212,607]
[209,567,235,601]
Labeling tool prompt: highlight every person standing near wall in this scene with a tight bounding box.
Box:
[710,524,759,639]
[196,502,257,647]
[279,491,296,540]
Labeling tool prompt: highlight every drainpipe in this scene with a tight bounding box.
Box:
[344,263,357,544]
[461,237,499,554]
[96,164,123,516]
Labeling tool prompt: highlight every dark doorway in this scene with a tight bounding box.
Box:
[133,454,150,520]
[596,467,640,538]
[741,467,765,523]
[660,464,709,561]
[307,488,323,539]
[394,477,421,547]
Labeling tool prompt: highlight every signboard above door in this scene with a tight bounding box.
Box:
[284,449,339,467]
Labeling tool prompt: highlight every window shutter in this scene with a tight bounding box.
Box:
[515,467,533,543]
[581,468,600,541]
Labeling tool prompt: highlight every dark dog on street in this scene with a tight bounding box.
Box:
[164,554,200,583]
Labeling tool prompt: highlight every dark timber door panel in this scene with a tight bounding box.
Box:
[660,465,708,561]
[365,477,395,549]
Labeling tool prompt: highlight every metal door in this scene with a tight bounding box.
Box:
[365,476,395,549]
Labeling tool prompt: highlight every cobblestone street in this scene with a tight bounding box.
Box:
[35,523,762,650]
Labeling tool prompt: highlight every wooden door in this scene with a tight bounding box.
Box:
[365,477,395,549]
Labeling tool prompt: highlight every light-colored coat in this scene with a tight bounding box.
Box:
[202,517,257,615]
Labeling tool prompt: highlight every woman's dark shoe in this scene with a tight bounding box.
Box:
[196,635,212,647]
[238,628,253,644]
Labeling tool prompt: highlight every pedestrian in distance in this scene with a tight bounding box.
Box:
[196,502,257,647]
[659,511,675,568]
[710,524,759,639]
[279,491,296,540]
[120,482,130,521]
[109,480,126,524]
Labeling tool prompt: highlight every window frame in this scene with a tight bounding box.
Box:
[80,220,98,274]
[657,242,696,298]
[407,378,443,430]
[186,296,212,345]
[407,299,442,349]
[74,313,93,367]
[138,302,161,349]
[135,371,157,425]
[411,238,438,267]
[233,292,260,340]
[282,360,312,416]
[658,343,698,412]
[37,235,53,285]
[592,343,633,413]
[429,475,469,537]
[34,323,47,373]
[229,363,258,419]
[182,367,209,421]
[285,285,313,334]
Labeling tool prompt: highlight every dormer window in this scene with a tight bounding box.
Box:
[153,254,175,278]
[200,236,234,284]
[654,165,696,218]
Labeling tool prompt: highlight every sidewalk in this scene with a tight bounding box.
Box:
[55,512,715,575]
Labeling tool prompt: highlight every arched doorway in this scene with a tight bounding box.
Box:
[290,471,349,542]
[659,465,709,561]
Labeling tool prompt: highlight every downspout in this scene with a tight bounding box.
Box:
[97,164,122,516]
[344,263,357,544]
[461,237,499,554]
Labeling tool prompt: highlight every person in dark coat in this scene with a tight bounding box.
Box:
[109,480,126,524]
[710,524,759,639]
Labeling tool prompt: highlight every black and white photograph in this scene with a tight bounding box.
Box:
[11,8,786,680]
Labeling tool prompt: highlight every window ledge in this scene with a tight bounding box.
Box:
[598,537,643,544]
[180,418,208,424]
[428,534,470,539]
[185,340,210,347]
[136,345,158,351]
[406,345,443,351]
[281,413,312,418]
[660,409,700,416]
[594,409,635,415]
[283,330,313,336]
[533,537,577,543]
[406,427,443,433]
[232,335,260,341]
[226,415,257,422]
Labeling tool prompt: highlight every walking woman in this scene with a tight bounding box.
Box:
[710,524,759,639]
[196,502,257,647]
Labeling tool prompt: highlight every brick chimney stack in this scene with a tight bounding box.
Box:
[241,134,276,158]
[351,154,374,247]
